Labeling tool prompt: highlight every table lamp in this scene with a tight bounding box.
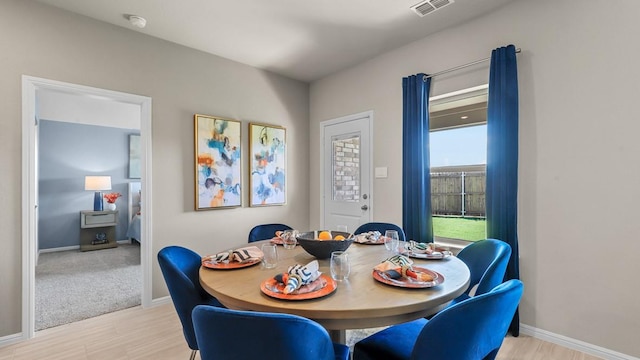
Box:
[85,176,112,211]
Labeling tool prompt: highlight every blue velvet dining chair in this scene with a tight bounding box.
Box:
[248,223,293,242]
[451,238,512,306]
[354,222,406,241]
[353,279,524,360]
[192,305,350,360]
[158,246,225,360]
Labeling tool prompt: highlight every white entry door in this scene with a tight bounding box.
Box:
[322,112,372,233]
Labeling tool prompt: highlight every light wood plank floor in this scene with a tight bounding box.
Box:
[0,303,601,360]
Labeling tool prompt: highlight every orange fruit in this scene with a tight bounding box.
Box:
[334,235,346,240]
[318,231,332,240]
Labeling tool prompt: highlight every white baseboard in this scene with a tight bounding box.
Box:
[0,332,26,348]
[38,245,79,254]
[38,240,133,255]
[520,324,638,360]
[149,296,171,307]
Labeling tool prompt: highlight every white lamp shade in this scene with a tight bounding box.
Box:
[85,176,112,191]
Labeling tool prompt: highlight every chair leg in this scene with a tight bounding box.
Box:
[189,349,197,360]
[483,348,499,360]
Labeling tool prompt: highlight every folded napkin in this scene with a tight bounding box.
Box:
[270,237,284,245]
[204,246,263,263]
[374,255,434,282]
[354,231,382,243]
[273,260,322,294]
[407,240,447,255]
[374,254,413,272]
[271,230,296,245]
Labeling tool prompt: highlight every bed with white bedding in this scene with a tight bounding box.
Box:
[126,181,142,242]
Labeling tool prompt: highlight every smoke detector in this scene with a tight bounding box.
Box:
[127,15,147,29]
[410,0,454,17]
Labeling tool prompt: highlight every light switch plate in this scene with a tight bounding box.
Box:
[375,167,388,178]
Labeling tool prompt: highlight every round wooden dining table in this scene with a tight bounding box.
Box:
[199,239,470,343]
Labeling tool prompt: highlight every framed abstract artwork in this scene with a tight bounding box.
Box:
[249,123,286,206]
[194,114,242,210]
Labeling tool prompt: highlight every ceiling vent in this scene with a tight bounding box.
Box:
[410,0,454,17]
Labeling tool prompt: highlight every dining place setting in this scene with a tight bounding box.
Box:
[373,253,446,287]
[200,245,265,269]
[351,228,451,289]
[268,229,299,248]
[401,240,454,260]
[260,259,339,300]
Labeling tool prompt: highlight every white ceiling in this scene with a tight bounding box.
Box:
[35,0,515,82]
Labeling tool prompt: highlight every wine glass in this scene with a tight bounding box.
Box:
[281,229,298,249]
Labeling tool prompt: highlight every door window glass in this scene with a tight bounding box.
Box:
[332,135,360,201]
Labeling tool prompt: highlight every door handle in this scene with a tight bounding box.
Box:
[361,205,369,211]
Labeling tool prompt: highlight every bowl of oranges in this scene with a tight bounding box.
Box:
[296,230,355,259]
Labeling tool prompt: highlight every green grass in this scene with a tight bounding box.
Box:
[432,216,486,242]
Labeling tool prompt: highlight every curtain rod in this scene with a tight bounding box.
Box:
[423,47,521,80]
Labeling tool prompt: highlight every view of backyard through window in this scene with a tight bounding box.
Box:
[430,124,487,242]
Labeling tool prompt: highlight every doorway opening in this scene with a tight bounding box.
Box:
[21,76,153,339]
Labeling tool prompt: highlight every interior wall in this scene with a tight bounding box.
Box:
[310,0,640,357]
[37,90,141,129]
[0,0,309,337]
[38,120,138,249]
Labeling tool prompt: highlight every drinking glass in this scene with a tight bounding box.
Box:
[281,230,298,250]
[330,251,350,281]
[336,225,348,233]
[384,230,399,253]
[261,243,278,269]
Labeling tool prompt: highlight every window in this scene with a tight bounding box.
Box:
[429,86,487,242]
[430,125,486,167]
[332,135,360,202]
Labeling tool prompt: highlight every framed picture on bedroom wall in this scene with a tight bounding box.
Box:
[194,114,242,210]
[128,134,141,179]
[249,123,286,206]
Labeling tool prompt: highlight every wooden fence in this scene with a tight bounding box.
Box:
[431,165,486,217]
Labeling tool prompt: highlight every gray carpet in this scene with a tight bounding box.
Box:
[346,326,387,351]
[35,243,141,331]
